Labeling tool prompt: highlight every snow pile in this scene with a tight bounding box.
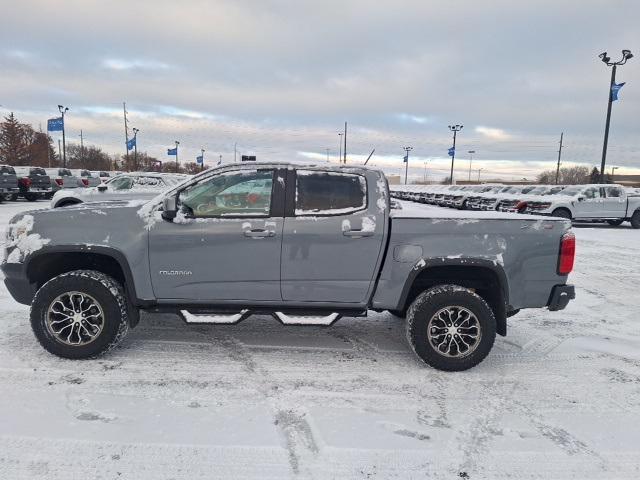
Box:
[5,214,50,263]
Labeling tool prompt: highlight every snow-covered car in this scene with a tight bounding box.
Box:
[525,184,640,227]
[50,172,190,208]
[91,170,112,183]
[71,169,101,187]
[45,168,82,194]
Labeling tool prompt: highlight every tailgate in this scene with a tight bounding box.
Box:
[30,174,51,190]
[0,173,18,189]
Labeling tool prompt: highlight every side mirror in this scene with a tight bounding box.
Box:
[97,184,108,192]
[161,196,177,220]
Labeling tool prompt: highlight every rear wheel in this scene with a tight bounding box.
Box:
[24,193,38,202]
[551,208,572,220]
[631,210,640,229]
[30,270,130,359]
[406,285,496,371]
[607,219,624,226]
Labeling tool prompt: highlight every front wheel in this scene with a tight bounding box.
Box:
[551,208,572,220]
[24,193,38,202]
[406,285,496,371]
[30,270,130,359]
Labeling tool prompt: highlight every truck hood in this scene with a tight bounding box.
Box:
[4,200,156,264]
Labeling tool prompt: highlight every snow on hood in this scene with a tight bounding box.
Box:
[4,214,51,263]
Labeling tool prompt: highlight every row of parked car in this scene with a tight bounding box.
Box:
[391,183,640,228]
[0,166,120,202]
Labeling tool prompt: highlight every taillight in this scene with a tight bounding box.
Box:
[516,201,527,212]
[55,178,64,186]
[19,177,32,188]
[81,178,89,186]
[558,232,575,275]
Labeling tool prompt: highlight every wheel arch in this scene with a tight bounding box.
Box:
[25,246,139,308]
[397,258,510,336]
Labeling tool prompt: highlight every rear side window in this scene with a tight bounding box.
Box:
[605,186,623,198]
[295,170,366,215]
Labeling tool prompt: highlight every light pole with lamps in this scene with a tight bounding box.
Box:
[403,146,413,185]
[611,166,619,182]
[477,168,483,183]
[58,105,69,167]
[448,124,463,184]
[598,49,633,182]
[467,150,475,182]
[337,133,343,164]
[132,127,139,171]
[174,141,180,172]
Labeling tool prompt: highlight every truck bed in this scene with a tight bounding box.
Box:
[391,200,559,221]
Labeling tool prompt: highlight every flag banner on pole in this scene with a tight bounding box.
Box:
[403,155,408,163]
[611,82,626,101]
[448,147,455,157]
[196,155,203,164]
[47,117,64,132]
[126,137,136,151]
[167,147,178,156]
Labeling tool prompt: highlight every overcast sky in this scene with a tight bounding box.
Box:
[1,0,639,180]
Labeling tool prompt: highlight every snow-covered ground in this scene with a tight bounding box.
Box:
[0,200,639,479]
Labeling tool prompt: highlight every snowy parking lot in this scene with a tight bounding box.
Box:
[1,200,639,479]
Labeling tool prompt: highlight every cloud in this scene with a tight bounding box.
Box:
[475,126,511,141]
[101,58,171,71]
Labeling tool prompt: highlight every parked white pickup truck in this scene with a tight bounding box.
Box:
[525,184,640,227]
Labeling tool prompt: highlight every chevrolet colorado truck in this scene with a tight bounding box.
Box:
[1,163,576,371]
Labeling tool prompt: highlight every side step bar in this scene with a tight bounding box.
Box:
[179,309,342,326]
[180,309,249,324]
[273,312,340,326]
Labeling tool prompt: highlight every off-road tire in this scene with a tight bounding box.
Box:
[551,208,572,220]
[631,210,640,229]
[30,270,129,359]
[406,285,496,371]
[607,219,624,226]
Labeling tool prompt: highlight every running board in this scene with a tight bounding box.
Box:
[273,312,340,326]
[180,309,249,324]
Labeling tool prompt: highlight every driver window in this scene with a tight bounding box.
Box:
[583,187,600,200]
[178,169,273,217]
[109,176,133,190]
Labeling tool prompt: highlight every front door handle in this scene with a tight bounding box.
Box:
[343,229,374,237]
[244,229,275,238]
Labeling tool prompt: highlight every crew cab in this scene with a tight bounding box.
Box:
[525,184,640,227]
[13,166,52,201]
[2,163,575,371]
[0,164,19,201]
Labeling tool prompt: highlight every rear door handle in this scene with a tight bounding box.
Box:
[244,229,275,238]
[343,229,374,237]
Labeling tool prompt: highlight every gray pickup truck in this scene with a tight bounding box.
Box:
[1,163,575,371]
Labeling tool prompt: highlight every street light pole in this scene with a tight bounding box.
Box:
[448,124,463,185]
[132,127,139,171]
[201,148,205,172]
[58,105,69,167]
[598,49,633,182]
[338,133,343,164]
[467,150,475,182]
[175,140,180,172]
[403,146,413,185]
[478,168,483,183]
[611,166,618,182]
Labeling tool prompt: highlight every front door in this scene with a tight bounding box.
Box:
[280,169,386,304]
[148,168,284,301]
[575,186,604,218]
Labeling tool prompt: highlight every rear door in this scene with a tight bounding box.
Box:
[602,186,627,217]
[280,169,386,304]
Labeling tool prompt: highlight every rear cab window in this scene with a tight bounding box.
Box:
[605,186,623,198]
[1,166,16,175]
[295,170,366,215]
